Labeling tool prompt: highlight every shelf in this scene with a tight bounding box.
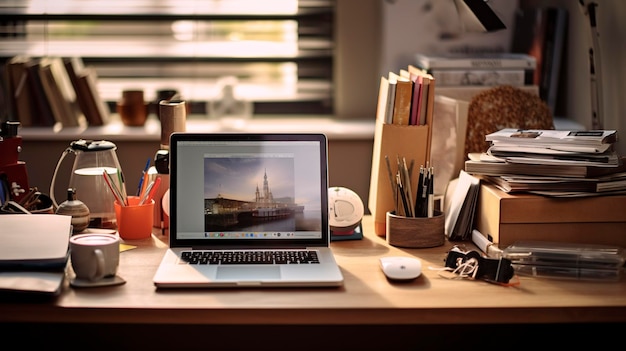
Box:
[18,115,376,142]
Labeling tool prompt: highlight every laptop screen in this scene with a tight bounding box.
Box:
[169,133,330,248]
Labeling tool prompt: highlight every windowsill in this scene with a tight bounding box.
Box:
[18,115,376,141]
[17,116,580,142]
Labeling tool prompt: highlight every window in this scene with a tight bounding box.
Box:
[0,0,337,121]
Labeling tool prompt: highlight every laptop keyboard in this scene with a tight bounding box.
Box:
[180,250,320,265]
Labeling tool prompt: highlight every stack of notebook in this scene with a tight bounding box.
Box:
[0,214,72,297]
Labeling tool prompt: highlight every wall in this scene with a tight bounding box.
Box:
[14,1,626,216]
[378,0,626,156]
[19,131,375,215]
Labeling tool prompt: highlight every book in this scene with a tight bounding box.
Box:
[63,57,110,126]
[22,58,55,126]
[38,57,85,127]
[444,170,480,241]
[409,74,423,126]
[486,128,618,147]
[384,77,397,124]
[78,67,110,126]
[389,72,412,125]
[375,76,391,124]
[415,53,537,70]
[428,68,530,86]
[5,56,37,127]
[436,85,540,103]
[465,154,626,179]
[407,65,435,126]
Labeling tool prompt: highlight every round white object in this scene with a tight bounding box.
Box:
[328,187,364,231]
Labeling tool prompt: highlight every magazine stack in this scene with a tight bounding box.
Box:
[465,128,626,196]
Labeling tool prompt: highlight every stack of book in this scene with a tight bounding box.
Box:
[465,128,626,196]
[377,65,435,126]
[3,56,110,128]
[414,53,536,88]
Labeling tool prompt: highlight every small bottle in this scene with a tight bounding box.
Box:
[56,188,90,234]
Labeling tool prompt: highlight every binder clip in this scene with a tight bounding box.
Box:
[443,246,515,285]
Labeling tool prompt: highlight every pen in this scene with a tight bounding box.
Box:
[427,166,434,218]
[414,165,424,217]
[117,168,128,205]
[418,167,429,217]
[139,177,161,205]
[396,172,410,217]
[137,157,151,196]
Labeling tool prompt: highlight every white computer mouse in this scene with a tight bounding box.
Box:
[379,256,422,280]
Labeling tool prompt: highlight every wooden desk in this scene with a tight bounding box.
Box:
[1,215,625,348]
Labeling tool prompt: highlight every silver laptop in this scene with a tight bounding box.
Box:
[153,132,344,288]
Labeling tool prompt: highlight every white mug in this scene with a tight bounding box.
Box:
[70,233,120,282]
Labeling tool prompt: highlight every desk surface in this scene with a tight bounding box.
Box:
[2,215,625,326]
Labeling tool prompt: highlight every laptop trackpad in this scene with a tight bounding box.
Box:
[216,266,281,280]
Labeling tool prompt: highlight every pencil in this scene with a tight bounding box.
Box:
[103,171,125,206]
[385,155,398,213]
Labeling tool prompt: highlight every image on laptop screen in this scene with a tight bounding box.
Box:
[171,135,328,245]
[203,154,321,237]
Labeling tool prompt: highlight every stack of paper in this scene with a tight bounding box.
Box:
[465,129,626,196]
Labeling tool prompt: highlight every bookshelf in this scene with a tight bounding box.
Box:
[0,1,336,122]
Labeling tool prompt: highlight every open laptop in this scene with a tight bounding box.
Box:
[153,132,344,288]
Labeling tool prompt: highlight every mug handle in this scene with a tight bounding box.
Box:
[91,249,106,281]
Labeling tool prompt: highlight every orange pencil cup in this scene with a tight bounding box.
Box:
[114,196,154,240]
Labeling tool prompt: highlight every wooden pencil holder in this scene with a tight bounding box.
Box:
[386,211,445,248]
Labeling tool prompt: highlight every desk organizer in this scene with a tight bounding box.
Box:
[368,69,436,237]
[368,120,433,237]
[386,211,445,248]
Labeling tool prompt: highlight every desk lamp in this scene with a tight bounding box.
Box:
[453,0,506,32]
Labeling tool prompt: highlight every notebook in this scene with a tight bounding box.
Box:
[0,214,71,297]
[153,132,344,288]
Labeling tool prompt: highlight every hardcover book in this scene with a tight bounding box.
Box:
[415,53,536,70]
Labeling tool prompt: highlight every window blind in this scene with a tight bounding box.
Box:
[0,0,335,120]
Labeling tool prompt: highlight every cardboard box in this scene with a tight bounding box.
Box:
[475,183,626,248]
